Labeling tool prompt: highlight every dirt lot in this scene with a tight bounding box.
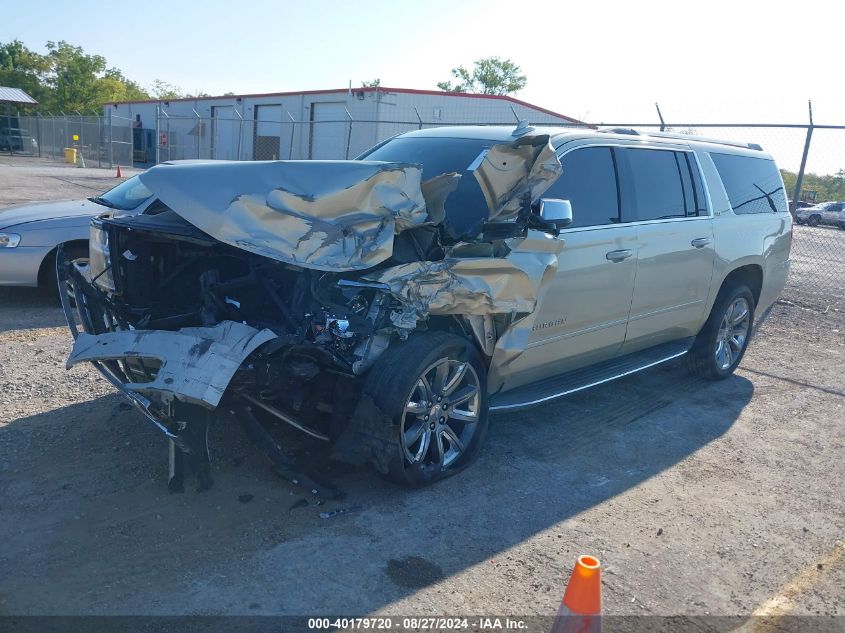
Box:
[0,158,843,624]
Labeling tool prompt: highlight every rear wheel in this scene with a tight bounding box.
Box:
[686,284,754,380]
[807,214,821,227]
[360,332,489,487]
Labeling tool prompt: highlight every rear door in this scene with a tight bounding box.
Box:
[823,202,843,224]
[616,147,715,353]
[497,146,638,389]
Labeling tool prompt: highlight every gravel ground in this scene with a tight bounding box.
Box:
[0,158,843,623]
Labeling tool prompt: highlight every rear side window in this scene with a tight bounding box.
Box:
[710,153,787,214]
[543,146,620,228]
[618,148,690,221]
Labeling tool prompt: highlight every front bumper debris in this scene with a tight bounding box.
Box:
[66,321,277,409]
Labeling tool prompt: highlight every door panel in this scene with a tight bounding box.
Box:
[496,225,639,391]
[621,219,715,352]
[614,147,716,353]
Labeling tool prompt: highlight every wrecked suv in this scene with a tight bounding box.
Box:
[61,125,792,492]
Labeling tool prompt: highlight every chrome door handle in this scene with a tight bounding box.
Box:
[605,249,633,262]
[691,237,712,248]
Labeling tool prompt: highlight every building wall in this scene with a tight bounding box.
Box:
[105,89,577,164]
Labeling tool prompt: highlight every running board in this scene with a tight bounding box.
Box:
[489,338,694,412]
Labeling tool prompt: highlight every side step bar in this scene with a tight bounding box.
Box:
[489,338,694,413]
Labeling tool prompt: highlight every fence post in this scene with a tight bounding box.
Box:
[792,100,814,217]
[107,108,113,169]
[35,114,42,158]
[287,111,296,160]
[344,108,353,159]
[193,108,201,159]
[155,103,161,165]
[413,107,423,131]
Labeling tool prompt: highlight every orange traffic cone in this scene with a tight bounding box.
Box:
[116,164,122,178]
[550,555,601,633]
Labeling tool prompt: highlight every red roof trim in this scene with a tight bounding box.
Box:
[103,86,582,124]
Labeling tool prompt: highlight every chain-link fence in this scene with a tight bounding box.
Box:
[1,112,134,167]
[1,109,843,310]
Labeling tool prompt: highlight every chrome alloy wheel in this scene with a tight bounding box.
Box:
[400,357,481,469]
[715,297,751,371]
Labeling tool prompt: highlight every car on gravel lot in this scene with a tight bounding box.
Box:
[795,200,845,228]
[60,125,792,492]
[0,175,164,290]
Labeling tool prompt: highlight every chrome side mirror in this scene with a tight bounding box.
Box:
[539,198,573,228]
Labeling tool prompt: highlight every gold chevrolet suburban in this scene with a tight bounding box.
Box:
[61,125,792,492]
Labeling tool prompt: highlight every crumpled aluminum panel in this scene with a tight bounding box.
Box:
[472,135,562,222]
[138,160,430,272]
[66,321,277,408]
[363,233,563,321]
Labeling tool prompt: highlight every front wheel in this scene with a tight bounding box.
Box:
[807,215,821,227]
[360,332,489,487]
[686,284,754,380]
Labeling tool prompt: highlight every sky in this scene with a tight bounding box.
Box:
[3,0,844,172]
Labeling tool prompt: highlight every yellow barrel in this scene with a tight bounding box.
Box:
[63,147,77,164]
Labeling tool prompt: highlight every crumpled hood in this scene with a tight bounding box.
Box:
[138,160,436,272]
[0,198,100,230]
[136,135,561,272]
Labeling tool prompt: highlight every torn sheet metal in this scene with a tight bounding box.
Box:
[138,160,433,272]
[472,134,562,223]
[66,321,277,408]
[363,251,559,322]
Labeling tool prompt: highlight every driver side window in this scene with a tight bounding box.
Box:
[543,146,620,228]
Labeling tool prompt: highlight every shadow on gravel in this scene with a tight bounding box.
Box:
[0,287,66,331]
[0,362,753,615]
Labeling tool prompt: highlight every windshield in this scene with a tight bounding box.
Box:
[361,136,498,238]
[95,175,154,211]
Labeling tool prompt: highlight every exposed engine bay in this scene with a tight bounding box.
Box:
[61,133,565,493]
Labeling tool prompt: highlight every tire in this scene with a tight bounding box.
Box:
[807,214,821,227]
[360,331,489,487]
[795,218,805,225]
[686,284,755,380]
[44,242,89,304]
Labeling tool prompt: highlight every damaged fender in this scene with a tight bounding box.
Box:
[66,321,277,409]
[364,231,563,325]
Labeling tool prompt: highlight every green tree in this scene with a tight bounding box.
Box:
[437,57,527,95]
[44,40,108,112]
[0,40,50,105]
[781,168,845,203]
[1,39,157,112]
[150,79,185,101]
[361,79,381,88]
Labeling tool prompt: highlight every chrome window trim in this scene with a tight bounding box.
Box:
[551,141,715,235]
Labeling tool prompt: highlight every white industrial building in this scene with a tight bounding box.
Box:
[103,87,582,165]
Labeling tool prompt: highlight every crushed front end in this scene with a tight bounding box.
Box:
[61,138,564,492]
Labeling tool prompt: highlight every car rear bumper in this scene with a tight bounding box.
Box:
[0,245,52,286]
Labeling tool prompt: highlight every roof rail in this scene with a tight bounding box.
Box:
[598,127,640,135]
[595,126,764,151]
[647,130,765,151]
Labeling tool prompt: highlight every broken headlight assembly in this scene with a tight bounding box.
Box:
[87,221,115,291]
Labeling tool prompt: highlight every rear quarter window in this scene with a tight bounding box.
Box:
[710,153,787,215]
